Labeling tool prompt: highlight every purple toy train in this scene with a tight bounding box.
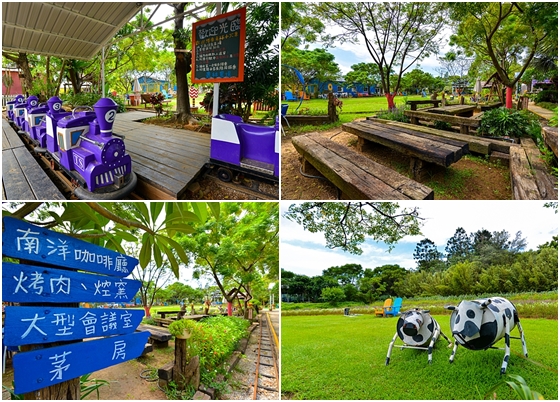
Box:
[25,97,136,199]
[209,114,279,182]
[6,94,25,123]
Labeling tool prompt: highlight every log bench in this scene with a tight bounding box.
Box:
[342,120,469,180]
[137,323,173,348]
[510,139,558,200]
[541,126,558,158]
[2,118,66,200]
[404,109,481,134]
[292,133,434,199]
[366,118,513,155]
[406,99,442,110]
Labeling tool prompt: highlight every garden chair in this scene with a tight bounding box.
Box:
[384,297,403,317]
[161,89,173,99]
[285,91,297,101]
[375,298,393,317]
[281,103,290,135]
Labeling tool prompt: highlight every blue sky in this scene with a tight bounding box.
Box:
[280,201,558,277]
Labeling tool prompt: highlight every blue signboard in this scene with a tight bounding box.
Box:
[2,216,137,277]
[3,306,145,346]
[2,262,141,304]
[13,331,150,394]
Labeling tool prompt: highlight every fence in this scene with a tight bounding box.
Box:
[2,94,17,108]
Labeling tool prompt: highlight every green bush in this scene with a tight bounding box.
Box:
[478,107,541,138]
[60,92,126,113]
[376,106,410,123]
[535,89,558,104]
[178,316,250,372]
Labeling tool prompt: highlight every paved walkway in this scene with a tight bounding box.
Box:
[527,102,555,120]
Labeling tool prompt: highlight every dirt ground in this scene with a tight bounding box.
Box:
[281,123,512,200]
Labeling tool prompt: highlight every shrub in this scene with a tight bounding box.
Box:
[478,107,541,138]
[376,106,410,123]
[60,92,126,113]
[173,316,250,372]
[535,89,558,104]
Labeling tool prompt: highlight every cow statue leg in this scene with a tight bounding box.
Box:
[517,320,528,357]
[501,320,512,375]
[449,340,459,363]
[385,332,399,365]
[427,327,440,364]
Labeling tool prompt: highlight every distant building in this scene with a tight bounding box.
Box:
[2,68,24,95]
[133,76,171,93]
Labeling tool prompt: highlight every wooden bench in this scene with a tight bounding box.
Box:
[510,139,558,200]
[427,104,477,117]
[2,119,66,200]
[406,100,442,110]
[292,133,434,200]
[137,323,173,348]
[368,118,512,155]
[404,109,481,134]
[541,126,558,158]
[342,120,469,180]
[479,102,503,111]
[153,317,175,327]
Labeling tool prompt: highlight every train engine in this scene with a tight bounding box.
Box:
[209,114,279,182]
[13,95,34,130]
[53,97,136,199]
[34,96,71,152]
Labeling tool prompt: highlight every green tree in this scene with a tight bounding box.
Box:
[281,48,341,96]
[413,238,444,272]
[400,68,442,94]
[177,202,279,317]
[312,2,446,109]
[344,63,380,94]
[284,202,423,255]
[322,263,364,286]
[445,227,472,265]
[281,2,325,51]
[360,265,408,298]
[321,286,346,305]
[448,2,555,107]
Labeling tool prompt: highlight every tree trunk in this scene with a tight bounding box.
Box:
[385,93,396,110]
[144,305,151,318]
[505,86,513,109]
[173,3,194,124]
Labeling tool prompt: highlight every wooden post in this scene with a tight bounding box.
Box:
[173,338,200,390]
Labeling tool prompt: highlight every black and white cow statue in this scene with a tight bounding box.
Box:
[446,297,528,374]
[386,308,451,365]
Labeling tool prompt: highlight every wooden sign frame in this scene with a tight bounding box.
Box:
[191,7,246,84]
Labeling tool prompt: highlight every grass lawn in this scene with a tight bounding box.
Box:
[281,314,558,400]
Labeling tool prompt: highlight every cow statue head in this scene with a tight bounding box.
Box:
[446,297,528,374]
[386,308,451,365]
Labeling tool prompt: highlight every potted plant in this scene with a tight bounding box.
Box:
[168,319,198,340]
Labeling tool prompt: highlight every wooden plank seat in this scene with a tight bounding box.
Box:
[137,323,173,348]
[153,317,175,327]
[426,104,477,117]
[406,99,442,110]
[292,133,434,200]
[510,138,558,200]
[404,109,481,134]
[541,126,558,158]
[2,119,66,200]
[342,120,469,180]
[366,118,513,155]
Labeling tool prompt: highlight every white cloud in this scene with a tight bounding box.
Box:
[280,201,558,276]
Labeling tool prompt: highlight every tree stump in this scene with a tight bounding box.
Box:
[173,338,200,390]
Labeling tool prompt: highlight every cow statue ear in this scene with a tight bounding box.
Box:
[445,305,456,311]
[422,309,430,314]
[480,299,493,308]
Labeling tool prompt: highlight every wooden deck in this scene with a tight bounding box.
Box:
[107,111,210,199]
[2,118,66,200]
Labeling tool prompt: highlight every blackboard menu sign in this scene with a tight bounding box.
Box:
[191,7,246,84]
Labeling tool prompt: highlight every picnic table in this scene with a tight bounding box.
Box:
[406,100,442,110]
[342,120,469,180]
[157,310,183,319]
[427,104,477,117]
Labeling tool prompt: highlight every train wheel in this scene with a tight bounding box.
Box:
[217,167,233,182]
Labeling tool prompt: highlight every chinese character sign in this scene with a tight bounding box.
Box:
[4,307,145,346]
[191,7,246,84]
[2,216,137,277]
[2,263,142,304]
[13,332,150,394]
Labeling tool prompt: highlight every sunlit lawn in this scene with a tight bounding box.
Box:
[281,314,558,400]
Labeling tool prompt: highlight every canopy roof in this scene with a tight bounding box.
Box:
[2,2,143,60]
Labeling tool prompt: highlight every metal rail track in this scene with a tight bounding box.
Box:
[252,313,279,400]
